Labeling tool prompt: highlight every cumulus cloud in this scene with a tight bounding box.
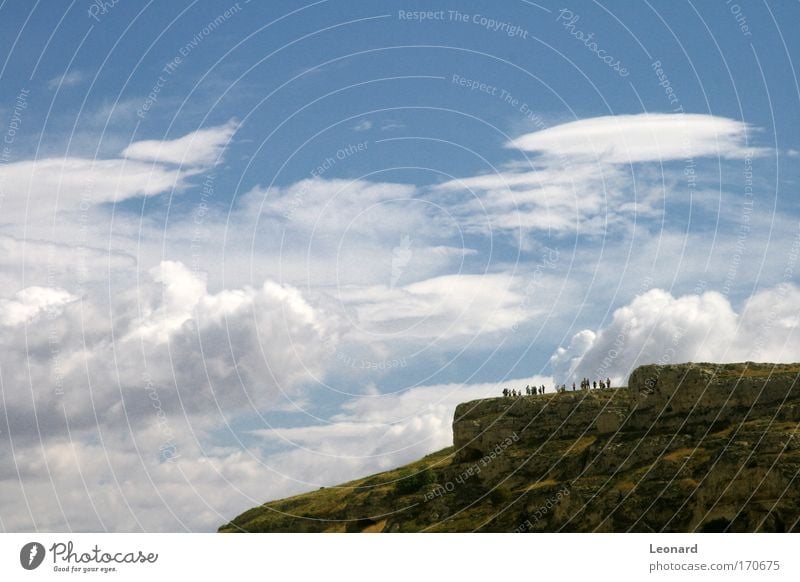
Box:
[0,424,296,532]
[0,324,550,532]
[0,260,335,442]
[122,119,238,166]
[0,375,555,531]
[507,113,764,164]
[0,255,345,531]
[550,285,800,386]
[0,286,76,326]
[0,108,784,533]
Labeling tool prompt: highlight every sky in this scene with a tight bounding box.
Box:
[0,0,799,532]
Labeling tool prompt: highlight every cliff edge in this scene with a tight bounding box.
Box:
[220,362,800,532]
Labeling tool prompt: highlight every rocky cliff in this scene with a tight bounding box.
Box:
[220,362,800,532]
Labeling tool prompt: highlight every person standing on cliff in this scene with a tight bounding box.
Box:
[607,377,611,388]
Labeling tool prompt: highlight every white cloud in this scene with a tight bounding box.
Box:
[250,374,552,490]
[435,158,635,235]
[3,369,508,531]
[0,260,336,442]
[113,262,334,417]
[228,178,473,288]
[0,252,349,532]
[246,177,421,236]
[0,234,134,275]
[47,71,84,90]
[0,107,788,533]
[0,425,294,532]
[0,157,192,220]
[0,123,235,225]
[550,285,800,386]
[334,272,539,339]
[122,120,238,166]
[352,119,372,132]
[435,113,771,237]
[0,341,550,531]
[507,113,764,164]
[0,286,76,326]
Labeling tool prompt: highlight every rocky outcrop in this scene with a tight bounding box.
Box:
[453,362,800,463]
[221,362,800,533]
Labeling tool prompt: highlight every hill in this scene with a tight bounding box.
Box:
[219,362,800,532]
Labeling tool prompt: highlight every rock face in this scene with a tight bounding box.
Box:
[221,363,800,533]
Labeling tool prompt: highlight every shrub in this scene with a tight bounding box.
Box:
[394,468,436,495]
[489,486,512,506]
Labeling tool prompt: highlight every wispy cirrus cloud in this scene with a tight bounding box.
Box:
[352,119,372,132]
[47,70,85,90]
[122,119,238,166]
[335,272,539,339]
[506,113,765,163]
[0,121,236,224]
[435,113,771,237]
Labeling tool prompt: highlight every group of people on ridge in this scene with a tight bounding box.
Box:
[502,377,612,398]
[502,385,547,397]
[578,377,612,391]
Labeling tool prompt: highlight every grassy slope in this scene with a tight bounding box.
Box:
[219,447,457,533]
[220,366,800,533]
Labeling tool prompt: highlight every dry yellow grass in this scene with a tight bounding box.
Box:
[526,478,558,492]
[664,447,699,462]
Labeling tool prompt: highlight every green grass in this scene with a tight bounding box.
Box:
[219,447,455,533]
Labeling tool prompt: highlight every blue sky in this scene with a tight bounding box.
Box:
[1,0,799,532]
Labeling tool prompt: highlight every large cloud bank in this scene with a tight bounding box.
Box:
[551,285,800,386]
